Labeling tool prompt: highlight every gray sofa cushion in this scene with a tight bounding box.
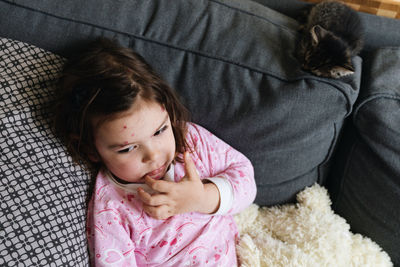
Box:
[0,38,90,266]
[0,0,361,205]
[255,0,400,51]
[333,48,400,265]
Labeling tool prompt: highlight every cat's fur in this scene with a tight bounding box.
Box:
[297,1,364,78]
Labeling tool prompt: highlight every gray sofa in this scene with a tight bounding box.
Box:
[0,0,399,266]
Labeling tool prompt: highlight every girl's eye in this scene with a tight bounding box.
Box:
[154,125,168,136]
[117,145,137,154]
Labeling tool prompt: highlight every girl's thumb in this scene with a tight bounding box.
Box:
[184,152,198,179]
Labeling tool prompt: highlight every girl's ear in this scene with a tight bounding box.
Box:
[84,144,101,162]
[69,133,101,162]
[87,151,101,162]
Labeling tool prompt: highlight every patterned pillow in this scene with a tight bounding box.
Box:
[0,38,90,266]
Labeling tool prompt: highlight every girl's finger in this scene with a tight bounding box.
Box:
[137,188,168,206]
[183,152,198,180]
[142,204,171,220]
[144,176,171,192]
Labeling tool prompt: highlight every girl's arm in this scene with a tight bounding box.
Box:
[187,123,257,215]
[87,184,138,266]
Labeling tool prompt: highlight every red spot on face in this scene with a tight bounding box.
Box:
[159,240,168,247]
[131,133,135,137]
[124,141,128,145]
[123,125,127,129]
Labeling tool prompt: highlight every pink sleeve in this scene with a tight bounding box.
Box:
[187,123,257,215]
[86,176,137,267]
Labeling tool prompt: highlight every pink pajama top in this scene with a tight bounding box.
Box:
[87,123,256,266]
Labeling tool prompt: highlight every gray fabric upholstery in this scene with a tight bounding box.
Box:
[0,0,361,206]
[1,0,399,265]
[333,48,400,265]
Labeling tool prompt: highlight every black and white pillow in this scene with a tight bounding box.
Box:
[0,38,91,266]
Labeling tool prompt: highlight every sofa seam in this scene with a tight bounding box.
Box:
[332,141,357,210]
[209,0,296,33]
[317,123,338,185]
[353,93,400,124]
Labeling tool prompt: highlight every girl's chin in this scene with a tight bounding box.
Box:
[133,178,145,183]
[144,174,164,181]
[135,174,164,183]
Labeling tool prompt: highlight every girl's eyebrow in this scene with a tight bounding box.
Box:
[108,114,169,149]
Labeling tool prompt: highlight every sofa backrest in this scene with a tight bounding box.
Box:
[0,0,361,205]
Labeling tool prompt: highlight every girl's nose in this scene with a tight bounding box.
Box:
[142,145,159,163]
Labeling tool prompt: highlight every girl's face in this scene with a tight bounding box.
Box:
[93,97,176,183]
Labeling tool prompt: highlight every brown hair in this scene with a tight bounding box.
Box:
[54,38,190,172]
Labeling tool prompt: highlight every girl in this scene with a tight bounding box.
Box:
[54,38,256,266]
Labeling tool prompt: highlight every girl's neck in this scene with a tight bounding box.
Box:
[112,174,132,184]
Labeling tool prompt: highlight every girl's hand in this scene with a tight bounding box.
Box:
[137,152,220,220]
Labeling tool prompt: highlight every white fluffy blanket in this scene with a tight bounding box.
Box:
[234,184,393,267]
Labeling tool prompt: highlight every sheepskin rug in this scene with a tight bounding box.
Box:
[234,184,393,267]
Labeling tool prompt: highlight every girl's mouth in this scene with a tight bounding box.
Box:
[146,163,167,179]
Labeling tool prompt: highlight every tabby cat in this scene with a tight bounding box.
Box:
[297,1,364,78]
